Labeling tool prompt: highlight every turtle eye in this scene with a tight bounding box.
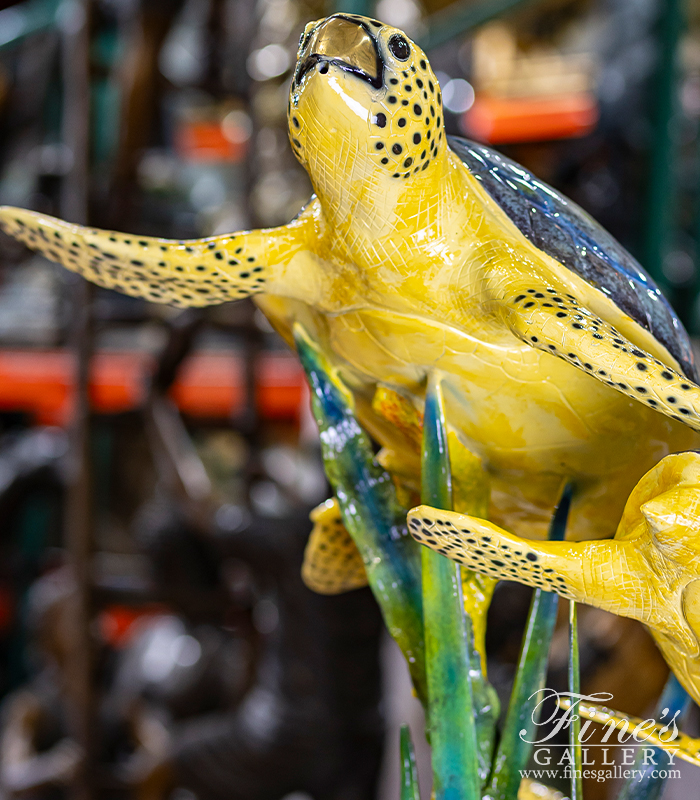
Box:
[388,34,410,61]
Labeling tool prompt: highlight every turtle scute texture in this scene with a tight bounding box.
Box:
[3,13,700,554]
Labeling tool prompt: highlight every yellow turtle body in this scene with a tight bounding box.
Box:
[2,13,700,549]
[257,239,693,543]
[255,90,696,542]
[408,450,700,762]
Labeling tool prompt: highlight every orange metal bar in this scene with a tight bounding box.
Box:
[462,92,599,144]
[0,349,304,425]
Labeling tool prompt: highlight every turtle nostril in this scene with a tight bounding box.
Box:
[297,16,382,88]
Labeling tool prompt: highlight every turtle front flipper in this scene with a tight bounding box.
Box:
[0,205,316,307]
[501,285,700,431]
[301,498,368,594]
[407,507,646,619]
[410,452,700,707]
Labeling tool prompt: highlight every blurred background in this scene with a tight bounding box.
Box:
[0,0,698,798]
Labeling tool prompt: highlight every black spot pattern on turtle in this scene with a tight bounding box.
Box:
[450,136,696,381]
[408,512,576,597]
[302,31,447,178]
[0,210,270,309]
[510,287,700,430]
[303,503,367,594]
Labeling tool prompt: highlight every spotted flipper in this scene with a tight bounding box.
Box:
[0,206,314,307]
[406,504,700,647]
[408,509,591,600]
[409,452,700,704]
[301,498,368,594]
[503,286,700,430]
[451,136,696,380]
[558,698,700,768]
[406,503,700,653]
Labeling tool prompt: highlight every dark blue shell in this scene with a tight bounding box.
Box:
[449,136,697,381]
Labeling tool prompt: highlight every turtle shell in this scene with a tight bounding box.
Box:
[449,136,697,381]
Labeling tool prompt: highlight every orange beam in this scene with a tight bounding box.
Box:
[0,349,305,425]
[462,92,599,144]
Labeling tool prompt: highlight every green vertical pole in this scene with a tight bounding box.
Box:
[691,129,700,335]
[326,0,372,17]
[643,0,684,294]
[419,0,535,52]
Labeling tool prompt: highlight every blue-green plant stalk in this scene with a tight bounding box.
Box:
[445,427,500,783]
[462,583,500,785]
[485,484,572,800]
[569,601,582,800]
[617,675,690,800]
[293,323,426,699]
[421,373,480,800]
[400,724,422,800]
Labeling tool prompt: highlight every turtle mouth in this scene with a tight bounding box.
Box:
[295,15,384,90]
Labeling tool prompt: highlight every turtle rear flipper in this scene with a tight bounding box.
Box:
[302,498,368,594]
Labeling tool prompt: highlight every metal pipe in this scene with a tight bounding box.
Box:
[418,0,535,52]
[642,0,685,293]
[0,0,60,51]
[60,1,95,799]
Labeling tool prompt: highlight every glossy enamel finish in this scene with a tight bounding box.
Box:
[408,451,700,709]
[450,138,696,380]
[420,375,480,799]
[2,15,700,546]
[293,324,426,699]
[399,725,421,800]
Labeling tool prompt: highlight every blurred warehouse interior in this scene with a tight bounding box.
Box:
[0,0,699,798]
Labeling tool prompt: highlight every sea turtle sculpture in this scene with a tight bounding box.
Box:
[409,451,700,710]
[2,15,700,576]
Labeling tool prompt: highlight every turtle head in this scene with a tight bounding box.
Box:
[289,15,447,203]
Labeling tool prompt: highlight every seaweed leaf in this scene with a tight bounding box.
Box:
[615,675,689,800]
[448,434,500,781]
[294,323,426,699]
[400,724,422,800]
[421,373,480,799]
[569,601,582,800]
[485,484,572,800]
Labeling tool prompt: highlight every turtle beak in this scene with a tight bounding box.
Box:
[296,15,383,89]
